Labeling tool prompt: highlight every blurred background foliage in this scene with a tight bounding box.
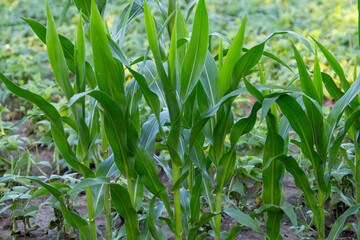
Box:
[0,0,358,107]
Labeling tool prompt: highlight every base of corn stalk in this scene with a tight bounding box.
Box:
[104,184,112,240]
[173,163,182,239]
[215,192,222,240]
[356,153,360,240]
[86,186,96,240]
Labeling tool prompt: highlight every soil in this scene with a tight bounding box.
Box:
[0,116,358,240]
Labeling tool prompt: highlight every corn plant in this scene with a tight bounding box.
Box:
[0,0,298,238]
[4,0,360,239]
[141,1,311,239]
[250,33,360,239]
[307,33,360,240]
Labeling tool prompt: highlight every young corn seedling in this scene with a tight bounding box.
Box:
[6,0,360,239]
[143,1,302,239]
[0,0,167,239]
[307,30,360,240]
[251,30,360,239]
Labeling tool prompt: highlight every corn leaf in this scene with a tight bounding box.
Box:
[292,43,327,160]
[327,204,360,240]
[327,73,360,131]
[219,15,247,97]
[225,208,264,234]
[276,94,327,193]
[46,3,73,99]
[69,90,132,177]
[179,0,209,103]
[200,51,219,107]
[22,18,96,89]
[90,0,125,106]
[188,212,222,240]
[313,47,323,105]
[0,73,94,177]
[232,43,265,89]
[190,174,202,224]
[0,175,91,239]
[110,184,140,239]
[312,37,350,91]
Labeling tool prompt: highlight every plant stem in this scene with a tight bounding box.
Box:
[0,111,4,135]
[318,189,325,240]
[215,192,222,240]
[86,186,97,240]
[173,163,182,239]
[12,218,16,240]
[101,113,112,240]
[356,151,360,240]
[127,177,135,206]
[188,162,193,192]
[104,184,112,240]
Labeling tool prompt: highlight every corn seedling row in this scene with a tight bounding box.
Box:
[2,0,360,239]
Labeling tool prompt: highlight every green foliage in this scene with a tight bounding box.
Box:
[2,0,360,240]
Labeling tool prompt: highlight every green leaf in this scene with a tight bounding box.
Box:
[200,51,219,106]
[276,94,327,193]
[271,155,322,232]
[144,0,179,124]
[262,113,284,205]
[75,15,86,94]
[147,195,167,240]
[57,0,71,26]
[140,110,169,155]
[46,2,74,99]
[230,102,261,149]
[1,175,91,239]
[0,73,94,178]
[291,42,320,103]
[232,43,265,91]
[188,212,222,240]
[69,90,131,178]
[265,206,284,240]
[111,1,151,42]
[133,144,172,218]
[110,184,140,239]
[312,37,350,91]
[327,204,360,240]
[328,107,360,175]
[219,15,247,97]
[189,87,247,153]
[190,174,202,223]
[107,34,162,125]
[90,0,125,106]
[321,72,344,101]
[224,226,243,240]
[327,73,360,132]
[292,43,327,160]
[331,186,355,207]
[225,208,264,234]
[96,155,118,177]
[68,177,109,195]
[313,47,323,105]
[180,0,209,103]
[213,151,236,193]
[74,0,91,20]
[281,201,298,235]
